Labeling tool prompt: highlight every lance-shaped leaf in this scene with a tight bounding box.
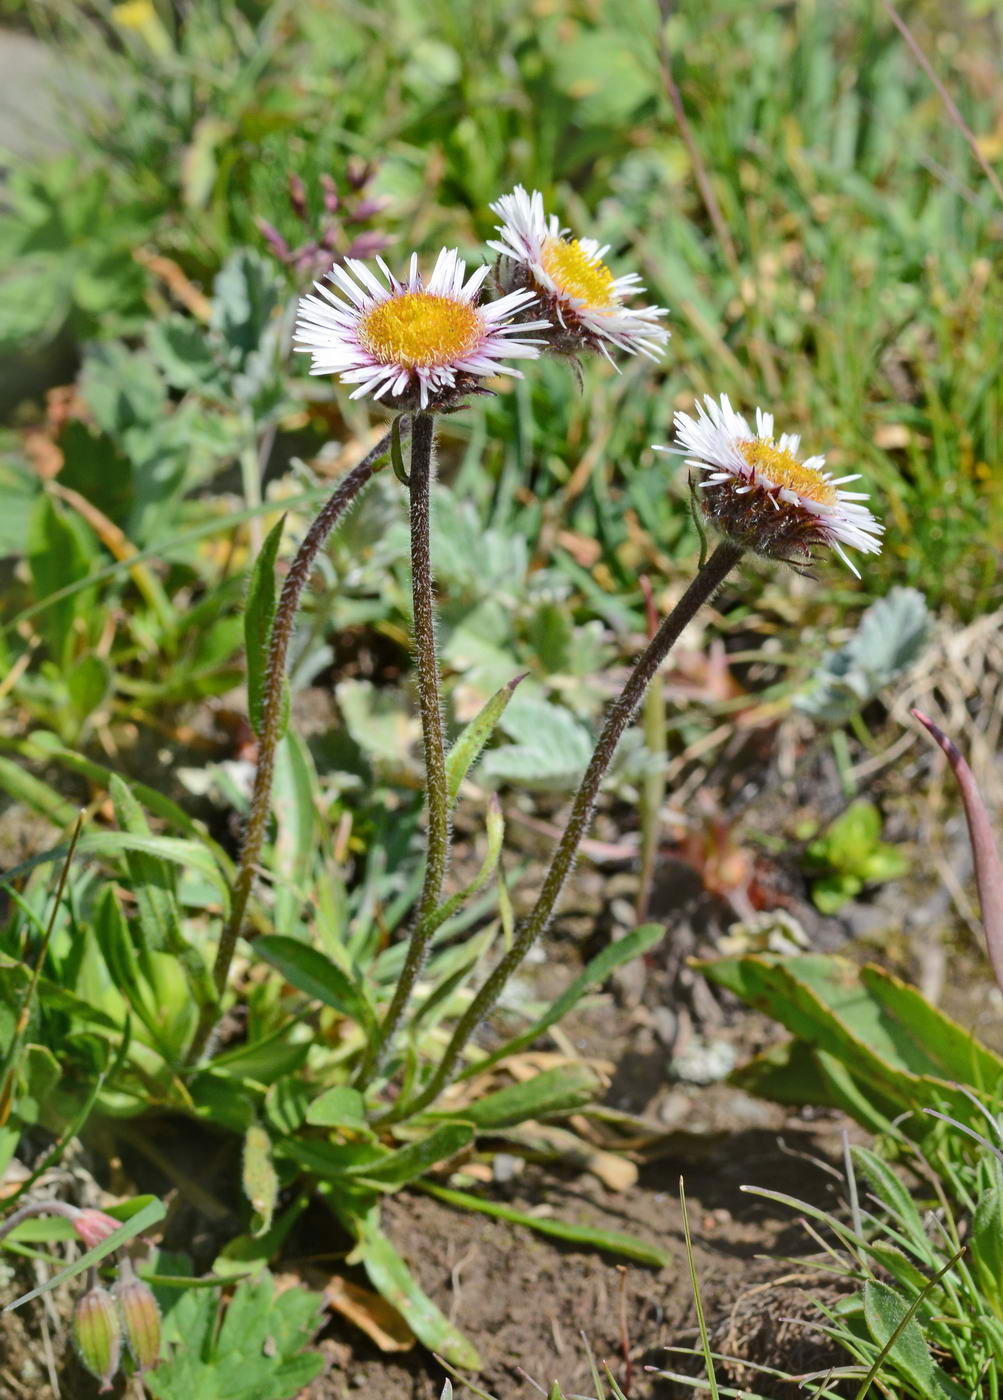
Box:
[445,673,526,803]
[438,1064,600,1130]
[244,514,286,740]
[257,935,379,1045]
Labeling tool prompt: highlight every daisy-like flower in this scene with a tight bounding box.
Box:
[294,246,550,411]
[654,394,883,576]
[487,185,670,364]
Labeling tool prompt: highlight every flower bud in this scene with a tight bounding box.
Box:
[72,1284,122,1392]
[72,1208,121,1251]
[113,1262,162,1372]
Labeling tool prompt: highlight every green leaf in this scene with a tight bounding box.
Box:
[65,654,113,726]
[113,775,189,955]
[27,494,92,664]
[347,1122,474,1188]
[420,1182,668,1268]
[2,831,231,911]
[271,733,317,934]
[264,1077,313,1136]
[970,1175,1003,1315]
[482,698,593,791]
[698,952,1003,1142]
[242,1124,279,1237]
[256,936,378,1045]
[461,924,664,1079]
[305,1086,368,1131]
[442,1064,599,1130]
[326,1194,481,1369]
[147,315,223,393]
[862,1279,938,1393]
[211,248,280,368]
[244,515,286,740]
[445,673,525,802]
[0,756,78,826]
[146,1269,324,1400]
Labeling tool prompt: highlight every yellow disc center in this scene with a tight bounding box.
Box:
[740,439,838,506]
[359,292,482,369]
[540,237,615,309]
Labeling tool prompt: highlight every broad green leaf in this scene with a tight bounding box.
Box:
[420,1182,668,1268]
[209,1025,310,1086]
[461,924,664,1079]
[862,1280,939,1394]
[698,953,1003,1139]
[65,654,113,727]
[257,936,378,1045]
[277,1136,386,1179]
[146,1269,324,1400]
[443,1064,599,1130]
[445,673,525,802]
[347,1122,473,1188]
[244,514,285,740]
[482,697,593,792]
[211,248,281,368]
[305,1086,368,1131]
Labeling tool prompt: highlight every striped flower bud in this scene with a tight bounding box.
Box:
[72,1284,122,1393]
[113,1260,162,1372]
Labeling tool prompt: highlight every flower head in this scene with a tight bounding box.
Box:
[72,1207,122,1250]
[655,394,883,575]
[488,185,669,363]
[295,247,549,411]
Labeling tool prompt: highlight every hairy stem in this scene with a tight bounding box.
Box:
[188,426,404,1066]
[382,539,744,1119]
[358,413,448,1085]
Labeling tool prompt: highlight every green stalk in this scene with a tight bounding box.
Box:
[357,412,449,1085]
[187,427,403,1065]
[381,540,744,1120]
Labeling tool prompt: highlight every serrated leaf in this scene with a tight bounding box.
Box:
[146,1270,324,1400]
